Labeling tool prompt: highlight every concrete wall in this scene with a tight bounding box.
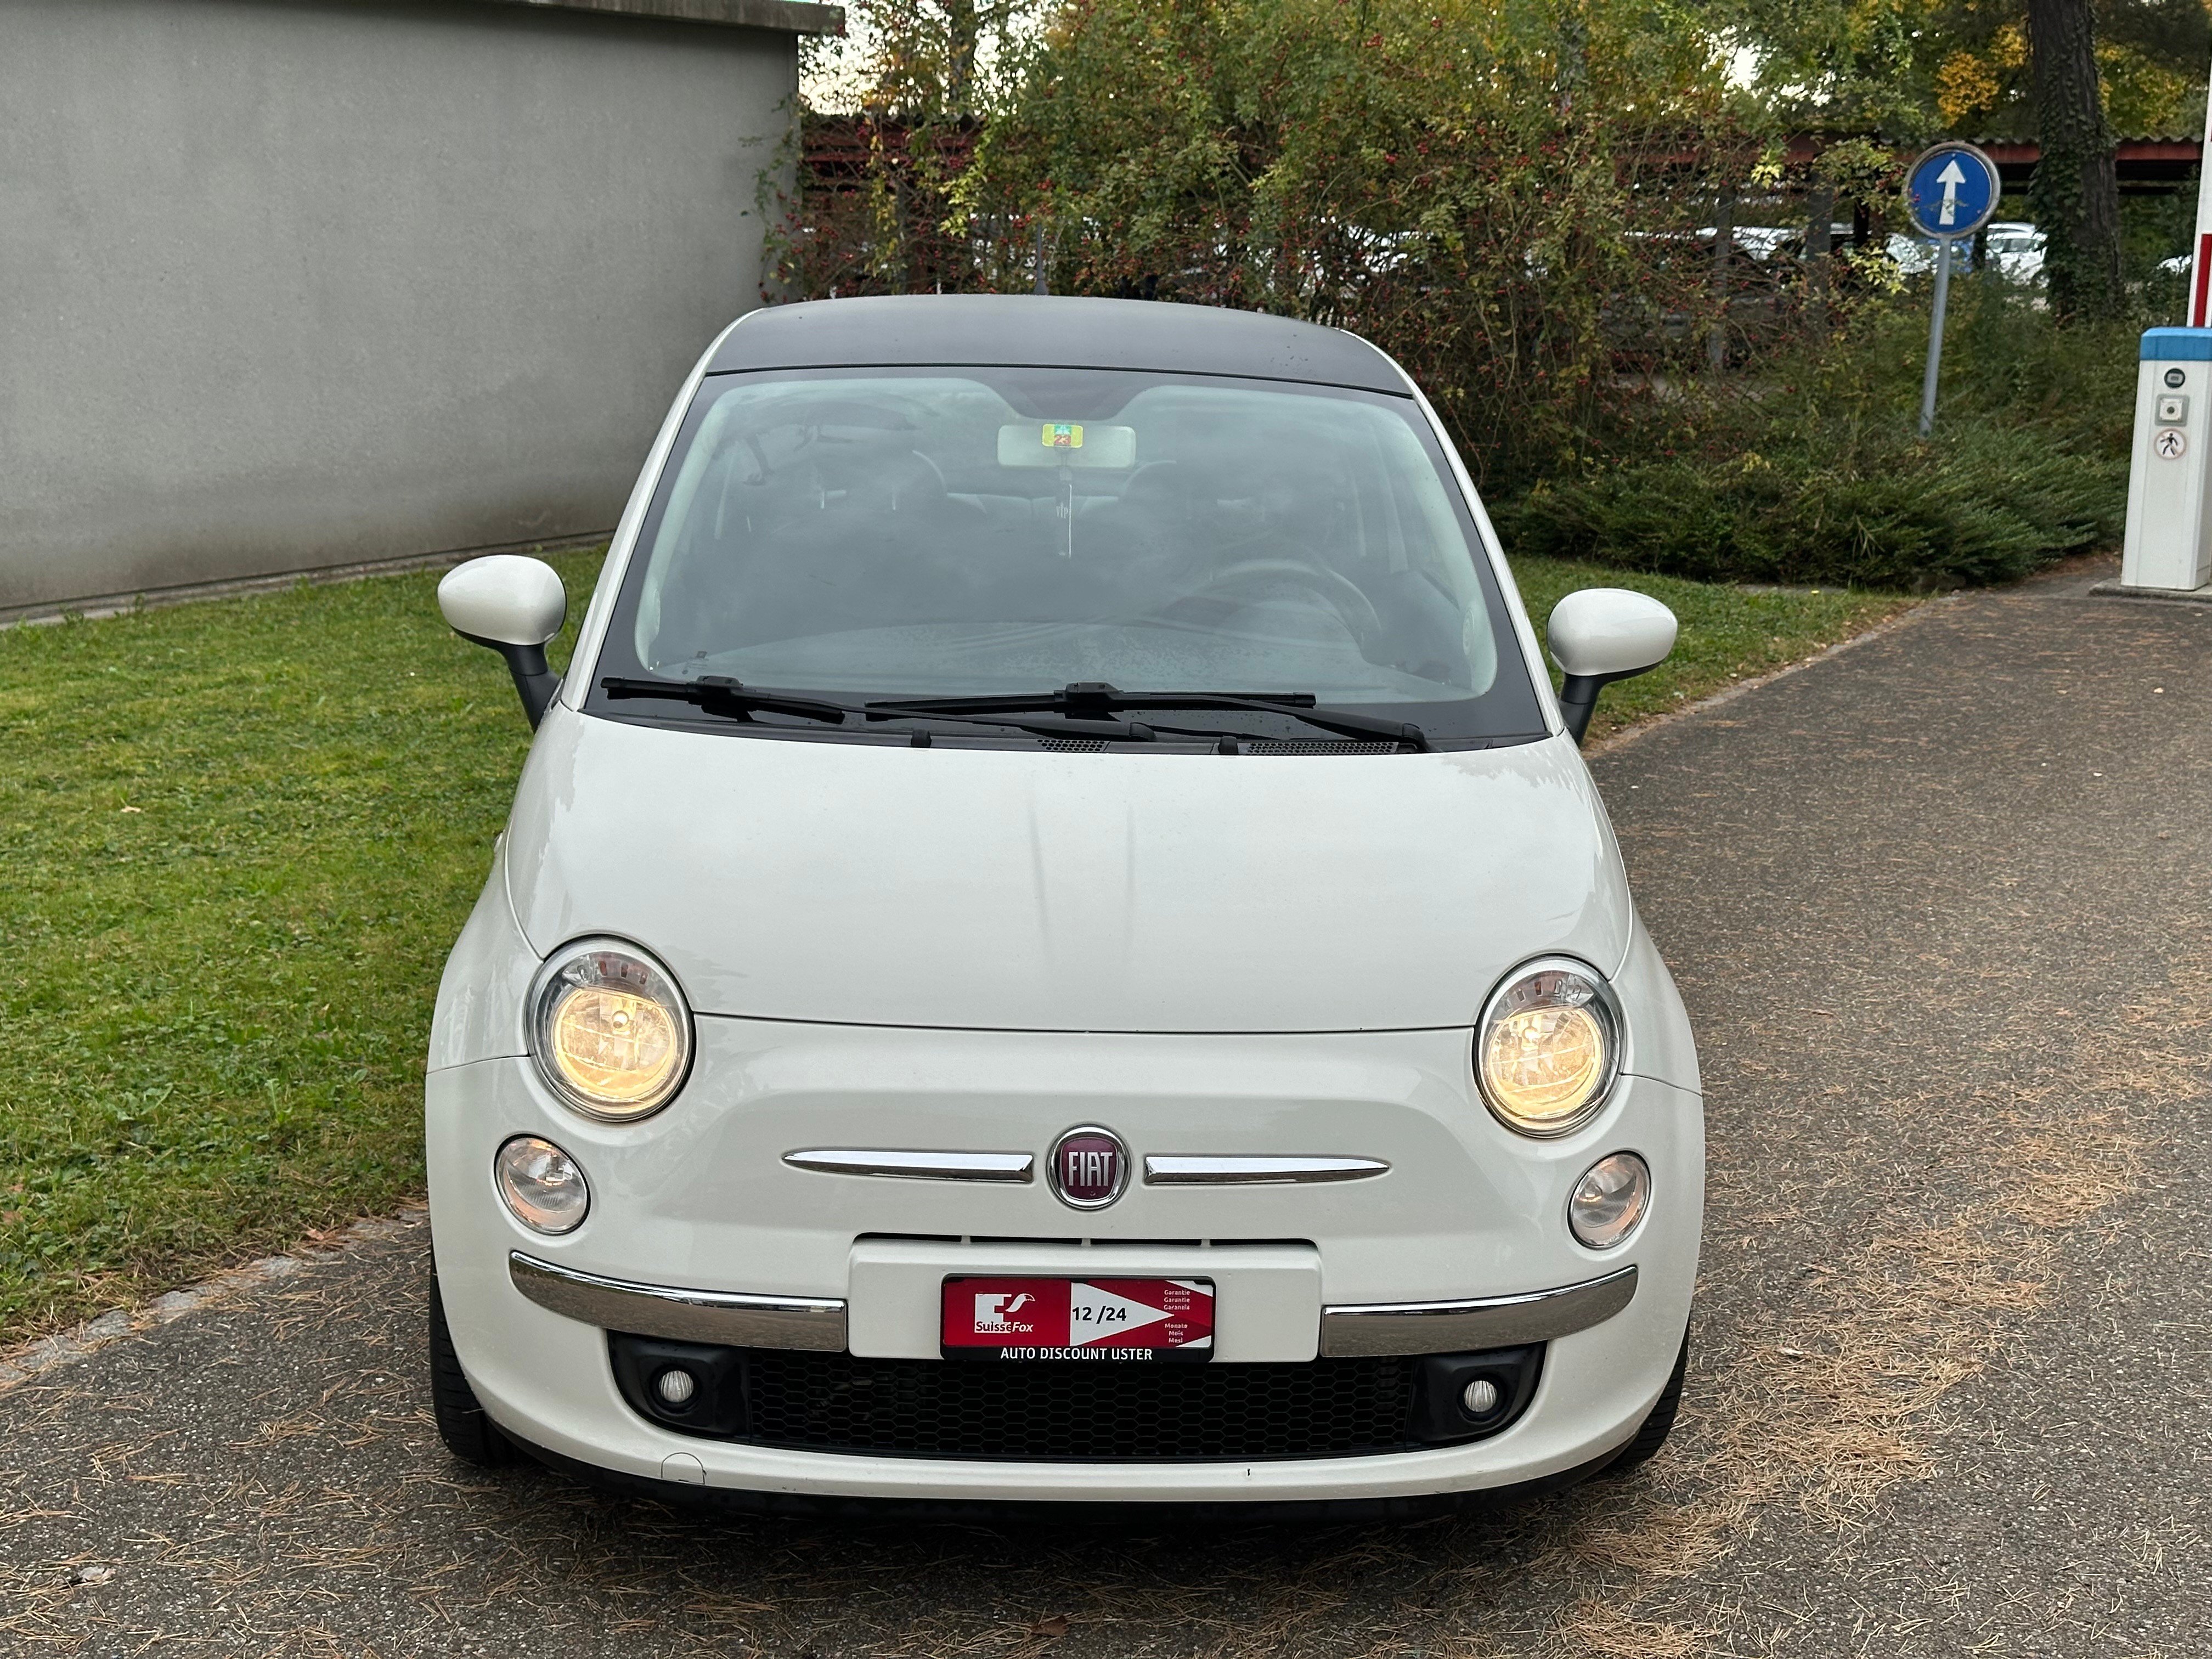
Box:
[0,0,827,613]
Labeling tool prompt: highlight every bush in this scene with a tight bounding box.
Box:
[785,0,1753,488]
[1494,282,2136,588]
[1498,423,2124,589]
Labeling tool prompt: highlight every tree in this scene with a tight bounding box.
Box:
[2025,0,2123,314]
[1727,0,2203,142]
[1725,0,2187,317]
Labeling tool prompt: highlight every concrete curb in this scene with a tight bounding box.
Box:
[0,1207,426,1392]
[2087,578,2212,606]
[1587,596,1947,757]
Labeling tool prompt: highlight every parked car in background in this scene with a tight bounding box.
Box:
[1883,223,2045,284]
[1886,232,1987,276]
[1759,223,1859,264]
[1885,232,1933,275]
[1727,225,1799,263]
[1985,222,2046,284]
[425,295,1704,1518]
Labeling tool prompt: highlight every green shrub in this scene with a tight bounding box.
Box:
[1494,283,2136,588]
[786,0,1750,488]
[1498,422,2125,589]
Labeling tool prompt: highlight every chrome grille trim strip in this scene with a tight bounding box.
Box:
[783,1149,1036,1182]
[1318,1265,1637,1357]
[1143,1155,1390,1185]
[509,1252,848,1351]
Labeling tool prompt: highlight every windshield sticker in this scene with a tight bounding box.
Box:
[997,422,1136,468]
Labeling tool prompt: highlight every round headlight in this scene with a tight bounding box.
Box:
[495,1134,591,1234]
[1568,1151,1650,1249]
[1476,958,1621,1137]
[529,940,692,1120]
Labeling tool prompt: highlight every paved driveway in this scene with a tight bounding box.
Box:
[5,565,2208,1657]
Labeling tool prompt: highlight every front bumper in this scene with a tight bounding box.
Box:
[506,1248,1640,1358]
[428,1017,1701,1504]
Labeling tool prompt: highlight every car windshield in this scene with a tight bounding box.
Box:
[596,364,1544,743]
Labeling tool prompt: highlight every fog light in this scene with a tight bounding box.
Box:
[655,1368,697,1407]
[1409,1346,1542,1444]
[1568,1152,1650,1249]
[493,1135,590,1234]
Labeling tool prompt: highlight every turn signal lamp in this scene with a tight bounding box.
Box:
[1569,1152,1651,1249]
[495,1135,591,1234]
[529,940,692,1120]
[1476,958,1621,1137]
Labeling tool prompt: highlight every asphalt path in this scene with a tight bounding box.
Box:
[5,562,2209,1657]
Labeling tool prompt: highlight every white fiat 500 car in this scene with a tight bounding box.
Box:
[426,295,1701,1516]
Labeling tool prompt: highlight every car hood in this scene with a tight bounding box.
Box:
[502,709,1634,1033]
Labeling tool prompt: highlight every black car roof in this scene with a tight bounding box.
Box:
[707,295,1411,393]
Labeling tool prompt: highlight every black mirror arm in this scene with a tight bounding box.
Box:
[1557,668,1650,747]
[460,632,562,728]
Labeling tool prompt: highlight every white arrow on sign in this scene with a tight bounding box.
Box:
[1936,158,1968,226]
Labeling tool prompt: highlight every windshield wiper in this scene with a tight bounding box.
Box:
[600,677,1163,743]
[605,676,853,724]
[870,683,1429,751]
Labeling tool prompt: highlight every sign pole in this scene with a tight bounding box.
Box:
[1918,236,1954,438]
[1902,143,2000,440]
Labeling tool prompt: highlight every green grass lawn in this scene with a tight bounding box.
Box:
[0,553,1908,1344]
[1508,562,1913,743]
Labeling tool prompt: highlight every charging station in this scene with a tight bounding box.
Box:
[2118,328,2212,595]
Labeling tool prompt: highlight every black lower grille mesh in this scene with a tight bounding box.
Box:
[737,1351,1423,1461]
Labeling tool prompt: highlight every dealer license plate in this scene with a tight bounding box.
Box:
[940,1277,1215,1361]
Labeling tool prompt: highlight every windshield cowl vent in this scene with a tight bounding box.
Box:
[1246,741,1400,754]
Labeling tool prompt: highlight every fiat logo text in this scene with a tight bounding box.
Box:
[1049,1126,1128,1209]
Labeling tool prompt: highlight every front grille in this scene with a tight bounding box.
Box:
[736,1350,1424,1461]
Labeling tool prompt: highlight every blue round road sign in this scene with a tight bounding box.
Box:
[1905,142,2001,240]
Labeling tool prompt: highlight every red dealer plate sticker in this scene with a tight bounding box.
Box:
[941,1277,1215,1361]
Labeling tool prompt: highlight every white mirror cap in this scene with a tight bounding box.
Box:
[1548,588,1678,679]
[438,555,566,647]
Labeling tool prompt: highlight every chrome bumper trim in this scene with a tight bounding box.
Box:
[509,1253,848,1351]
[783,1148,1035,1182]
[1143,1155,1390,1185]
[1318,1265,1637,1357]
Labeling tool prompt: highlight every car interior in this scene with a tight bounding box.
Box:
[631,374,1498,701]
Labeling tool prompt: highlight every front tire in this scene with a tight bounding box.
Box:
[1600,1329,1687,1477]
[430,1275,518,1468]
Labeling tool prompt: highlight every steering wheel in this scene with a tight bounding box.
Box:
[1169,558,1385,652]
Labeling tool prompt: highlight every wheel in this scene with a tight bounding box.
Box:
[430,1275,518,1468]
[1600,1329,1688,1477]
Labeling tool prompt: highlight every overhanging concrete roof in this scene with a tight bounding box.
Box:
[479,0,844,37]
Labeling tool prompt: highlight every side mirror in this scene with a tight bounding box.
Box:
[1547,588,1678,746]
[438,556,567,727]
